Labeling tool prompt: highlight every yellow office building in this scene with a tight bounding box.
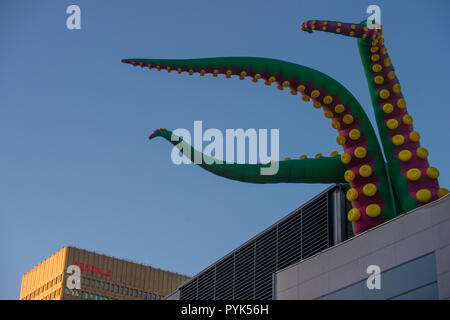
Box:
[20,246,190,300]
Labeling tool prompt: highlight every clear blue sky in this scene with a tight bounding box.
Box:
[1,0,449,299]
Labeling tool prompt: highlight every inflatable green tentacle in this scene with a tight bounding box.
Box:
[150,128,347,184]
[122,19,447,235]
[301,19,446,222]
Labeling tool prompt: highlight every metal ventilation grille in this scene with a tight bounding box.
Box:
[255,228,277,299]
[180,277,197,300]
[302,195,329,259]
[179,186,348,300]
[234,243,255,299]
[277,213,302,270]
[214,255,233,299]
[197,267,215,300]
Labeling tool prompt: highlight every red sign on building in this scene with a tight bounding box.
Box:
[74,261,111,277]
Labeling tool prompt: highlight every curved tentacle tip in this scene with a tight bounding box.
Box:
[149,128,171,140]
[301,23,313,33]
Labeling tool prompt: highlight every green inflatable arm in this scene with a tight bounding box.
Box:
[122,18,447,235]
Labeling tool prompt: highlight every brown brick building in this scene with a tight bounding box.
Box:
[20,246,190,300]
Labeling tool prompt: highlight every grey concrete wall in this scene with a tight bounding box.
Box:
[275,195,450,300]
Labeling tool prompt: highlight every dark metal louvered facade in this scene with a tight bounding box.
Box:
[176,184,352,300]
